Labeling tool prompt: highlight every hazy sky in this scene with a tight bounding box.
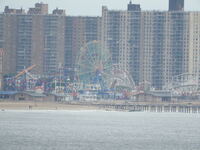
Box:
[0,0,200,16]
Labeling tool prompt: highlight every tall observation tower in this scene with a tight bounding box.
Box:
[169,0,184,11]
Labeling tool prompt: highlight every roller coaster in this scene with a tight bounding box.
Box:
[164,73,199,96]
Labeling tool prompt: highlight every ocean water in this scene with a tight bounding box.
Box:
[0,110,200,150]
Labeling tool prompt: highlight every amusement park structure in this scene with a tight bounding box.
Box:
[2,41,200,100]
[2,41,136,99]
[4,64,41,92]
[4,64,67,93]
[163,73,199,96]
[75,41,135,92]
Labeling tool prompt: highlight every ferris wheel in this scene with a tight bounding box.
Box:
[75,41,135,91]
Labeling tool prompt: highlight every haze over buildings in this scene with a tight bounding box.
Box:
[0,0,200,90]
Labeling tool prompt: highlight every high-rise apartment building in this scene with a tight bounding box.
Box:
[140,11,190,89]
[16,15,33,72]
[0,4,66,76]
[0,4,101,78]
[28,3,48,15]
[0,14,18,74]
[169,0,184,11]
[0,49,3,90]
[102,6,131,74]
[4,6,25,14]
[102,4,142,85]
[102,1,200,89]
[129,6,141,85]
[188,12,200,85]
[65,16,101,78]
[0,1,200,90]
[128,0,141,11]
[43,15,65,75]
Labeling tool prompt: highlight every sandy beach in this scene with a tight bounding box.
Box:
[0,101,100,110]
[1,100,200,112]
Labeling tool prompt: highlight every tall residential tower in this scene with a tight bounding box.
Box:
[169,0,184,11]
[102,1,200,89]
[0,4,101,78]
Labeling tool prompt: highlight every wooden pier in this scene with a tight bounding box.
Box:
[97,103,200,113]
